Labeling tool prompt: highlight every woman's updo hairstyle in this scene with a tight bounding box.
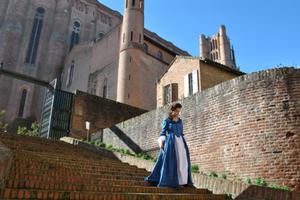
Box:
[168,103,182,120]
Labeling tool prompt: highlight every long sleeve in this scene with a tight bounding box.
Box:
[157,119,168,147]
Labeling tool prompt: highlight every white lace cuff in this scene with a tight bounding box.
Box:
[157,135,166,147]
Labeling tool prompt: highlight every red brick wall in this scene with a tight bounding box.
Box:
[103,67,300,189]
[70,90,147,139]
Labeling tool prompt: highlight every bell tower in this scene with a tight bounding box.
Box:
[116,0,145,107]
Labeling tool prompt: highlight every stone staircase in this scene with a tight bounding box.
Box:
[0,133,229,200]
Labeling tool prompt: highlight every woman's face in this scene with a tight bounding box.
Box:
[173,108,181,117]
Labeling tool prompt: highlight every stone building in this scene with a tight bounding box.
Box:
[200,25,237,69]
[156,56,245,107]
[60,0,189,111]
[0,0,124,124]
[0,0,241,126]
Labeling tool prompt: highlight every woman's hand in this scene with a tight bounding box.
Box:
[157,135,166,150]
[159,141,164,150]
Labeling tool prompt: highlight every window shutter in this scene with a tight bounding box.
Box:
[192,70,199,94]
[184,74,189,97]
[171,83,178,102]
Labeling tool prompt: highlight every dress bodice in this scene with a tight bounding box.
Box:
[167,118,183,137]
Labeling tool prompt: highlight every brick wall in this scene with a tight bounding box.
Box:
[103,67,300,189]
[70,90,147,139]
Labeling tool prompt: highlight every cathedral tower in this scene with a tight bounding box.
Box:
[116,0,145,107]
[200,25,237,69]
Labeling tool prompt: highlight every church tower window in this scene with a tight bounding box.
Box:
[69,21,81,51]
[25,7,45,64]
[103,78,108,98]
[157,51,163,60]
[67,61,75,86]
[18,89,27,118]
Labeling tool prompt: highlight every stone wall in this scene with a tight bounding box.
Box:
[103,67,300,189]
[70,90,147,139]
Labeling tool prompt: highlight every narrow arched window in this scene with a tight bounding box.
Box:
[157,51,163,60]
[103,78,108,98]
[69,21,81,51]
[143,43,148,53]
[67,61,75,86]
[18,89,27,118]
[139,0,143,8]
[132,0,136,7]
[25,7,45,64]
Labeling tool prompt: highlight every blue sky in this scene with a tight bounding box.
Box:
[99,0,299,73]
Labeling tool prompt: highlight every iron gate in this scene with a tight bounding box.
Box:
[40,79,74,140]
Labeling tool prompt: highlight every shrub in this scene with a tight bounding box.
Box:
[0,110,8,132]
[268,183,290,191]
[191,165,199,173]
[245,177,252,184]
[209,170,218,178]
[221,173,227,180]
[17,121,41,137]
[255,177,267,186]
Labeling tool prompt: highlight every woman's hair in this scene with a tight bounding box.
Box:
[168,103,182,119]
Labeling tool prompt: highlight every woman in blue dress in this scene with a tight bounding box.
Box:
[144,103,194,188]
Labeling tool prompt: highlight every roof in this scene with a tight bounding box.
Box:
[158,56,246,81]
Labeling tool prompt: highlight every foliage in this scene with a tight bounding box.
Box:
[233,176,242,182]
[0,110,8,132]
[191,165,199,173]
[17,121,41,137]
[220,173,227,180]
[254,177,267,186]
[268,183,291,191]
[245,177,252,184]
[209,170,218,178]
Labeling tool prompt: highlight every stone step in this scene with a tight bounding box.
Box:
[12,173,147,181]
[9,178,150,186]
[2,189,228,200]
[5,180,209,194]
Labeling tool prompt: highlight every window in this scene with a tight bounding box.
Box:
[188,73,193,95]
[25,7,45,64]
[67,61,75,86]
[157,51,163,60]
[69,21,81,51]
[18,89,27,118]
[139,0,143,8]
[163,84,171,104]
[91,80,98,95]
[139,33,141,43]
[163,83,178,105]
[126,0,128,8]
[98,32,104,39]
[184,70,199,97]
[130,31,133,41]
[103,78,108,98]
[123,33,125,43]
[132,0,136,7]
[143,43,148,53]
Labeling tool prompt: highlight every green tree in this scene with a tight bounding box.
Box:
[17,121,41,137]
[0,110,8,132]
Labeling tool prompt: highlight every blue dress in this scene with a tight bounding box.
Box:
[144,117,194,188]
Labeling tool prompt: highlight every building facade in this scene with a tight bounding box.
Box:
[0,0,122,124]
[156,56,245,107]
[0,0,240,127]
[61,0,189,111]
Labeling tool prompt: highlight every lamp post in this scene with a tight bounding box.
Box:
[85,121,90,141]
